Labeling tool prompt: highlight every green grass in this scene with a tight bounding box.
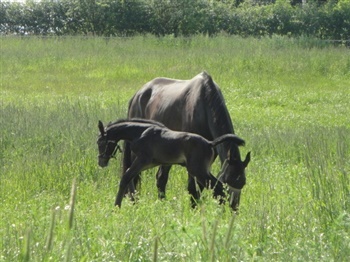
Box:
[1,35,349,261]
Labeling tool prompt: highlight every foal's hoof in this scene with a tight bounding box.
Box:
[158,192,166,199]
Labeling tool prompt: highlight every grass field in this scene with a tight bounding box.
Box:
[1,35,349,261]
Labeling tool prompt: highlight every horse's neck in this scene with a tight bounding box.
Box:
[204,84,237,164]
[216,142,230,163]
[216,142,241,164]
[211,126,236,164]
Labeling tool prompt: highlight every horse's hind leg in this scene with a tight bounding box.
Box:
[156,165,171,199]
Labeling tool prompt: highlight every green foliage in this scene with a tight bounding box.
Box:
[1,36,349,261]
[1,0,350,39]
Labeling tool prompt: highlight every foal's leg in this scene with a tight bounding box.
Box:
[187,176,204,208]
[123,141,137,200]
[115,156,150,207]
[188,165,225,205]
[207,172,225,204]
[156,165,171,199]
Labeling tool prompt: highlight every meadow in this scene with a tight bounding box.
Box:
[0,35,349,261]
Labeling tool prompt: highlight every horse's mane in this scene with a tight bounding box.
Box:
[201,72,234,135]
[201,72,241,160]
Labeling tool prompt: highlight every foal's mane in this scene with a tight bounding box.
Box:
[106,118,166,129]
[128,118,166,127]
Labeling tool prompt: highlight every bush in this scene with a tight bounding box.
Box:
[0,0,349,40]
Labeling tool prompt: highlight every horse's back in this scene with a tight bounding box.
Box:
[128,72,220,138]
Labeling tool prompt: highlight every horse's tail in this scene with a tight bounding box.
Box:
[211,134,245,147]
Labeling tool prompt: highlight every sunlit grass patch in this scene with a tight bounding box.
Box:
[1,35,349,261]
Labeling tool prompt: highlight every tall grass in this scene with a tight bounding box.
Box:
[1,35,349,261]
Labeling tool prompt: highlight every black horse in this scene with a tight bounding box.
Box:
[97,119,248,208]
[124,72,251,210]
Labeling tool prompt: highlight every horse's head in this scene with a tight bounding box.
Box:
[97,121,118,168]
[218,151,251,211]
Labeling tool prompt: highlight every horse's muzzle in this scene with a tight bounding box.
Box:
[228,187,241,211]
[98,156,109,168]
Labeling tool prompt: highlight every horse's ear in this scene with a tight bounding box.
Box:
[98,121,105,136]
[243,151,251,167]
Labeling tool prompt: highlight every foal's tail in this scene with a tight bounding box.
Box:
[211,134,245,147]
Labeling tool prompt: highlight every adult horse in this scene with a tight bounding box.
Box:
[97,119,247,208]
[124,71,250,210]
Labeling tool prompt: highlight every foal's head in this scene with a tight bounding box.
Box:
[218,150,251,211]
[97,121,118,168]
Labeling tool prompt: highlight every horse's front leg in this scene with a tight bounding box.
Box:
[115,156,150,208]
[156,165,171,199]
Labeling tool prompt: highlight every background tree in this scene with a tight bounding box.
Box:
[0,0,349,40]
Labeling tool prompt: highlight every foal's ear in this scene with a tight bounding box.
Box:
[228,148,239,163]
[98,120,105,136]
[243,151,251,167]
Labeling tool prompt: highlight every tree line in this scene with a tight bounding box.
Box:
[1,0,349,40]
